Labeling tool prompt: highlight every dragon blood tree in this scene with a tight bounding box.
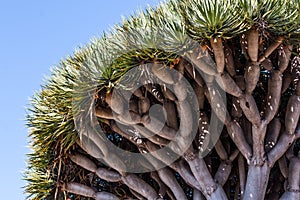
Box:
[25,0,300,199]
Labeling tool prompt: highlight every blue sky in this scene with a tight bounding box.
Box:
[0,0,161,199]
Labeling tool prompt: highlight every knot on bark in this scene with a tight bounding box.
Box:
[183,151,196,161]
[205,184,218,195]
[287,186,300,193]
[250,155,267,166]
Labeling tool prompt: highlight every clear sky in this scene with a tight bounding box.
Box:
[0,0,161,199]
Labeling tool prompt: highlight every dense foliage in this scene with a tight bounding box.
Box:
[25,0,300,199]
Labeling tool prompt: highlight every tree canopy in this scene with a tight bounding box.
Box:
[25,0,300,199]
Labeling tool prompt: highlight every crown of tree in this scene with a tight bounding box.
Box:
[25,0,300,199]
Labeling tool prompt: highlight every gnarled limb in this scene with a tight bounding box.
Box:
[105,90,125,115]
[139,96,150,115]
[95,106,114,119]
[162,86,177,101]
[197,111,211,152]
[214,140,228,161]
[143,116,177,140]
[133,125,170,146]
[231,97,243,118]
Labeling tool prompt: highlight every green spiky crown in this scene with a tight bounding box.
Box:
[25,0,300,199]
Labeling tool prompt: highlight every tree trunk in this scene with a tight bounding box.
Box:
[244,163,271,200]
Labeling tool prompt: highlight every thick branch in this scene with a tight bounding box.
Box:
[163,100,179,130]
[238,154,246,198]
[226,121,252,163]
[184,60,205,87]
[158,167,188,200]
[185,151,227,199]
[61,182,119,200]
[247,29,259,62]
[244,63,260,94]
[264,70,282,124]
[214,150,239,186]
[210,37,225,73]
[285,94,300,135]
[215,72,243,98]
[185,47,217,76]
[170,159,202,191]
[268,132,295,167]
[224,44,236,77]
[150,172,168,198]
[259,36,285,63]
[122,174,160,199]
[205,84,231,125]
[280,155,300,200]
[239,94,261,126]
[265,118,281,153]
[278,45,293,72]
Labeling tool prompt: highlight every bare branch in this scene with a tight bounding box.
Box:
[280,154,300,200]
[268,132,295,167]
[61,182,118,200]
[265,118,281,153]
[226,121,252,162]
[264,70,282,124]
[150,171,168,198]
[216,72,243,98]
[244,63,260,94]
[158,167,188,200]
[259,36,284,63]
[278,156,288,179]
[285,95,300,135]
[214,140,228,161]
[239,94,261,126]
[278,45,293,73]
[238,154,246,198]
[121,174,160,199]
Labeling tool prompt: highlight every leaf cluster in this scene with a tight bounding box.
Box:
[25,0,300,199]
